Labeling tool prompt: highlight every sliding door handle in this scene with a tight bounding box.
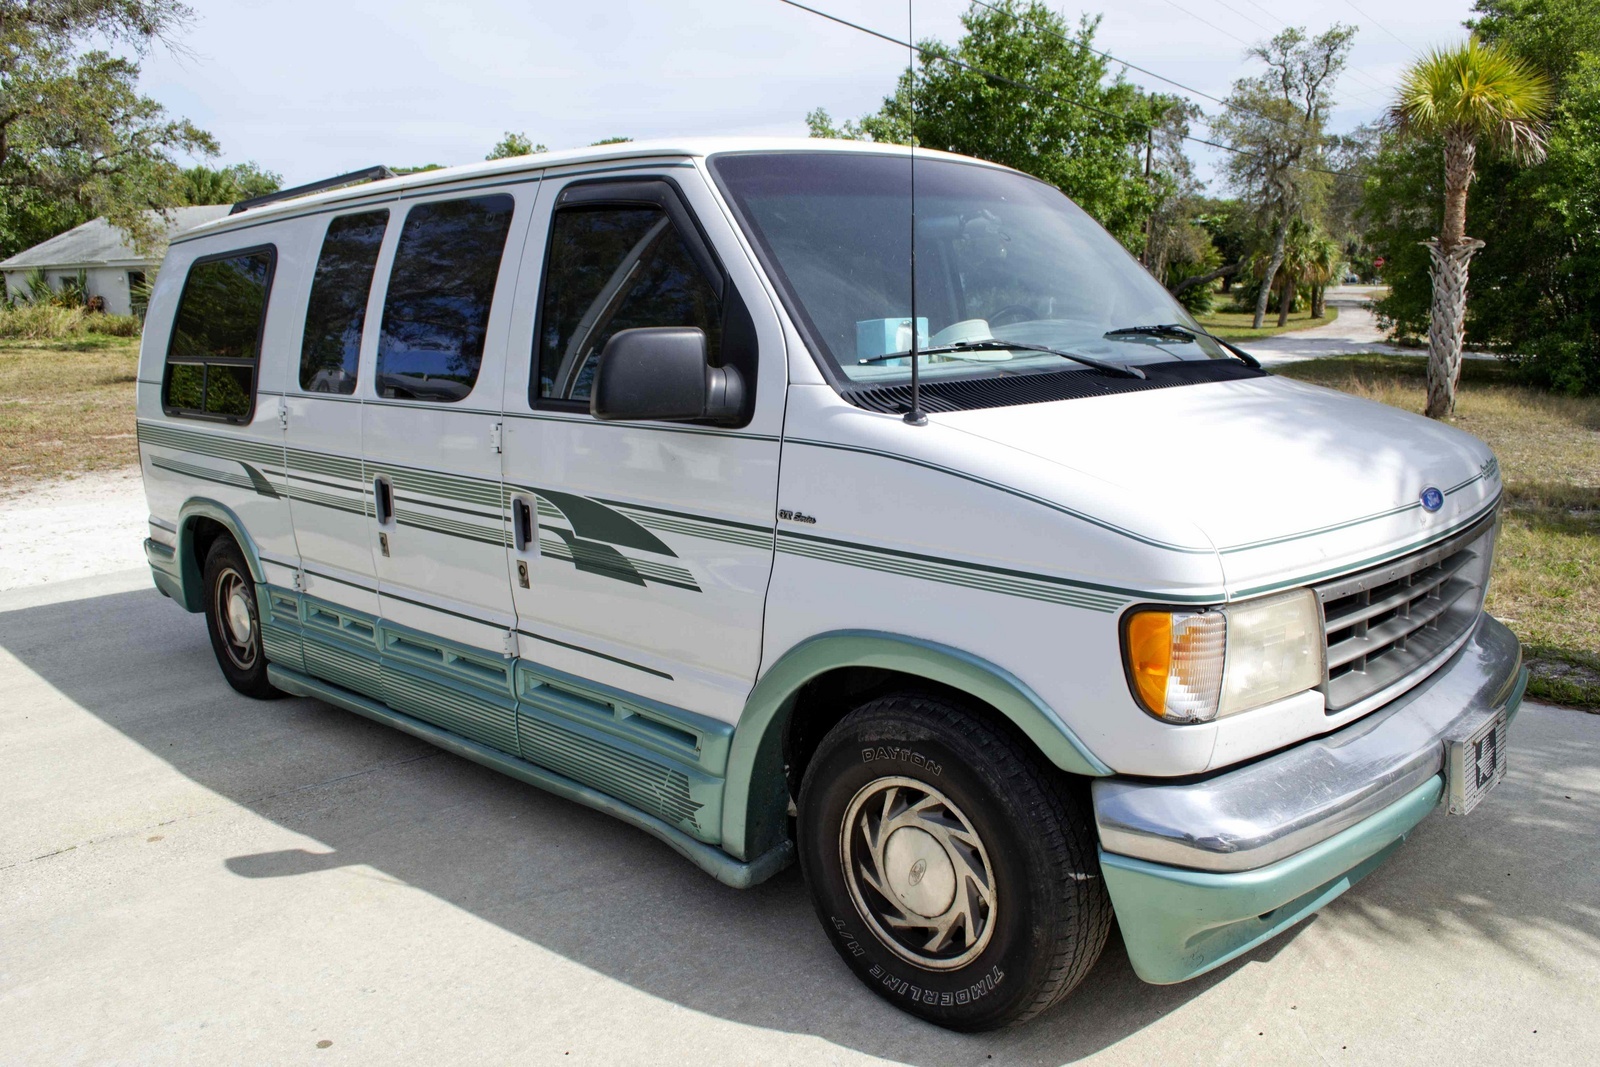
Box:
[373,475,394,526]
[512,498,535,553]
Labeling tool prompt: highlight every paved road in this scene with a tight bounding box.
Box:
[2,570,1597,1064]
[1235,286,1413,366]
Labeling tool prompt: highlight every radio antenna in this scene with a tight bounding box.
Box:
[903,0,927,426]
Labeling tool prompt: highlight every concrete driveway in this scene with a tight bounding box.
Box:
[3,568,1598,1065]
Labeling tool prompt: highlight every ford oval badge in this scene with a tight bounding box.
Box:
[1420,486,1444,512]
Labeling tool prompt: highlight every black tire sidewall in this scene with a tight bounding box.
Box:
[202,539,279,699]
[797,702,1065,1030]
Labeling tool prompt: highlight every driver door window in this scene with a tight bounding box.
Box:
[535,205,722,405]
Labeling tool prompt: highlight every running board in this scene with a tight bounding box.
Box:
[266,663,794,889]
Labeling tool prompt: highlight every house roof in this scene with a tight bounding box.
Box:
[0,205,233,270]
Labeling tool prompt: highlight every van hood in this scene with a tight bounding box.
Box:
[936,373,1500,589]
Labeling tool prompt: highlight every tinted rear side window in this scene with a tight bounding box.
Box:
[536,205,722,403]
[163,247,276,422]
[300,210,389,394]
[375,195,515,402]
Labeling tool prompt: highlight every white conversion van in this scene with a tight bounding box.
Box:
[138,139,1524,1030]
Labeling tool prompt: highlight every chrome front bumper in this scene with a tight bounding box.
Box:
[1094,614,1526,873]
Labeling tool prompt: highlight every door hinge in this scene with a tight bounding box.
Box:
[293,569,306,592]
[502,630,519,659]
[490,421,503,454]
[278,399,289,430]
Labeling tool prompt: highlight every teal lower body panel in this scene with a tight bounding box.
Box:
[1101,775,1443,985]
[266,662,792,888]
[145,539,185,604]
[258,585,306,673]
[259,585,738,854]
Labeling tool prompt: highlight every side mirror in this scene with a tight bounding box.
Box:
[590,327,745,424]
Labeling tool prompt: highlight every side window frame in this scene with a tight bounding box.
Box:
[373,192,516,405]
[529,176,758,425]
[161,243,278,425]
[297,208,390,396]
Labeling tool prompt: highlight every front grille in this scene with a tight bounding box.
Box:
[1315,510,1497,713]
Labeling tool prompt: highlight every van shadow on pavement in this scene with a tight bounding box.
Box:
[3,583,1595,1063]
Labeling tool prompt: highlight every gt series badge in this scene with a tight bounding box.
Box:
[778,508,817,524]
[1420,486,1444,512]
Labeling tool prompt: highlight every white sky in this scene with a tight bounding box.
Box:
[138,0,1482,192]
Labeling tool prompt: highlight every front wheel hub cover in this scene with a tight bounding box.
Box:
[840,775,998,970]
[226,589,254,644]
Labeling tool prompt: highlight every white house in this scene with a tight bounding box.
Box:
[1,205,232,316]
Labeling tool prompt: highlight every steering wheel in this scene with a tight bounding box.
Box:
[987,303,1038,328]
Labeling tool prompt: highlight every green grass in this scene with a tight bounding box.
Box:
[1196,304,1338,340]
[1276,355,1600,710]
[0,336,142,491]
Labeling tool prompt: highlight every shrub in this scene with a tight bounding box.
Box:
[0,303,143,340]
[94,313,143,337]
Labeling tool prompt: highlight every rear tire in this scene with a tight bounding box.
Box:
[201,537,282,700]
[797,692,1110,1031]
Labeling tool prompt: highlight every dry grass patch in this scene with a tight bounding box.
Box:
[1195,304,1338,341]
[0,337,142,492]
[1277,355,1600,709]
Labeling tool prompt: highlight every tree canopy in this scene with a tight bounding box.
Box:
[0,0,220,256]
[1367,0,1600,393]
[179,162,281,206]
[1213,25,1354,327]
[808,1,1177,251]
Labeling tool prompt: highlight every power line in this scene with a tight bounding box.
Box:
[1148,0,1390,105]
[1342,0,1412,50]
[1237,0,1283,28]
[966,0,1372,161]
[1204,0,1277,36]
[776,0,1357,178]
[1155,0,1251,48]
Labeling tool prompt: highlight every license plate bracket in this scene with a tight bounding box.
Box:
[1444,709,1509,815]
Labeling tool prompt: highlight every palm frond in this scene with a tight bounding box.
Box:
[1389,37,1553,162]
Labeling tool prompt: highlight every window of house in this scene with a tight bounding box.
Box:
[375,194,514,402]
[127,271,149,318]
[299,210,389,394]
[536,204,723,404]
[162,247,276,422]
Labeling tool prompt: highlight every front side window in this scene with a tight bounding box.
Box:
[375,194,514,402]
[163,247,275,421]
[710,152,1229,389]
[299,210,389,394]
[536,204,722,404]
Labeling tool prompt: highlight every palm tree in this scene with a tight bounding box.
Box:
[1391,39,1552,418]
[1303,231,1343,320]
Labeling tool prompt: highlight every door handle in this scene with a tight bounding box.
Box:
[373,475,394,526]
[512,497,535,553]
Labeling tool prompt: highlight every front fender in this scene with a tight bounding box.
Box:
[719,630,1112,860]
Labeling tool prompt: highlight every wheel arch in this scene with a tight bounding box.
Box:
[720,630,1112,861]
[169,499,267,613]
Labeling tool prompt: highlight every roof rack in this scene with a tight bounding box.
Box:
[230,165,397,215]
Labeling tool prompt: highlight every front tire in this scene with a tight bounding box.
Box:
[797,693,1110,1030]
[201,537,282,700]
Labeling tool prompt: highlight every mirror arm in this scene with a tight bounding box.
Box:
[704,364,744,423]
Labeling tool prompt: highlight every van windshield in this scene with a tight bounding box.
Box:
[709,151,1229,387]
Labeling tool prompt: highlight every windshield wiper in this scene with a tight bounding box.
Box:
[857,339,1146,379]
[1102,323,1261,369]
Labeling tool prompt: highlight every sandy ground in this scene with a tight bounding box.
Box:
[0,467,149,590]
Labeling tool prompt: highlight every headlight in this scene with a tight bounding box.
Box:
[1122,589,1325,723]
